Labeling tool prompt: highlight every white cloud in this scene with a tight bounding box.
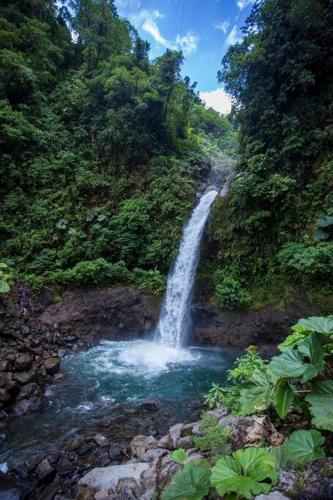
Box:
[175,33,198,56]
[237,0,255,10]
[215,20,230,33]
[226,25,242,45]
[130,9,198,56]
[200,88,232,115]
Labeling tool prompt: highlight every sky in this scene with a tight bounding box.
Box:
[114,0,255,114]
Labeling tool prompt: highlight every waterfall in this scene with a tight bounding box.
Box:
[156,189,218,348]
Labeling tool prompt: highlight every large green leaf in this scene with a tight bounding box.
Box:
[170,448,188,465]
[316,215,333,228]
[306,380,333,431]
[270,334,324,383]
[162,463,210,500]
[295,316,333,335]
[239,368,274,415]
[0,281,10,294]
[281,430,325,466]
[211,448,278,500]
[274,381,294,418]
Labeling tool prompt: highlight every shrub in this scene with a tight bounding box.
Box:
[278,242,333,286]
[193,414,231,456]
[50,259,131,287]
[214,276,251,311]
[130,267,166,295]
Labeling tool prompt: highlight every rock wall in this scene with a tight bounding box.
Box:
[192,293,320,355]
[39,286,161,344]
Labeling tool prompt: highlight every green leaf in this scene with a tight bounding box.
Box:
[278,331,307,351]
[162,463,210,500]
[211,448,278,500]
[270,349,308,379]
[170,448,188,465]
[0,281,10,294]
[295,316,333,335]
[0,263,8,269]
[274,381,294,418]
[281,430,325,466]
[239,368,274,415]
[270,334,324,383]
[306,380,333,431]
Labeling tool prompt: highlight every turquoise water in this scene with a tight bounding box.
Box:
[0,340,235,461]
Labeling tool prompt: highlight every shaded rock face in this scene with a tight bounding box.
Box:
[192,296,318,354]
[39,287,160,344]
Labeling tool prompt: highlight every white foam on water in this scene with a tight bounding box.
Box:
[0,462,8,473]
[82,340,201,377]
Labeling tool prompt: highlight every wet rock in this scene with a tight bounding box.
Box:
[17,383,41,401]
[79,462,150,493]
[44,357,61,375]
[180,422,196,437]
[231,416,285,451]
[14,397,41,415]
[0,372,13,388]
[65,437,85,451]
[0,472,23,500]
[0,361,9,372]
[139,400,159,411]
[35,459,54,482]
[13,369,36,385]
[93,434,110,448]
[0,389,10,402]
[275,469,297,497]
[219,415,238,429]
[15,354,33,371]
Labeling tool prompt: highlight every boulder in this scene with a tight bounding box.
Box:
[44,357,61,375]
[79,463,150,494]
[231,416,285,451]
[15,355,33,371]
[168,423,184,449]
[130,435,158,460]
[17,383,41,401]
[0,389,10,402]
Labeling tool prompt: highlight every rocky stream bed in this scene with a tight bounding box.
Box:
[0,285,329,499]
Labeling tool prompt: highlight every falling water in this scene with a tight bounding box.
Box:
[156,189,218,347]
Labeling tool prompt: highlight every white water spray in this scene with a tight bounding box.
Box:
[156,189,218,347]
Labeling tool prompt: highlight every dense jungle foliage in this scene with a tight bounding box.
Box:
[203,0,333,310]
[0,0,235,295]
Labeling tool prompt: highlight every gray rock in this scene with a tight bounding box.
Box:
[15,354,33,371]
[13,369,36,385]
[256,493,290,500]
[176,436,193,449]
[0,372,13,388]
[14,397,41,415]
[131,435,158,460]
[93,434,110,448]
[79,463,150,493]
[0,389,10,402]
[168,423,184,449]
[206,406,228,420]
[35,459,54,482]
[231,416,285,451]
[0,361,9,372]
[17,383,41,401]
[219,415,238,429]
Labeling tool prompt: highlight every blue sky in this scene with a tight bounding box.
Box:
[115,0,255,113]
